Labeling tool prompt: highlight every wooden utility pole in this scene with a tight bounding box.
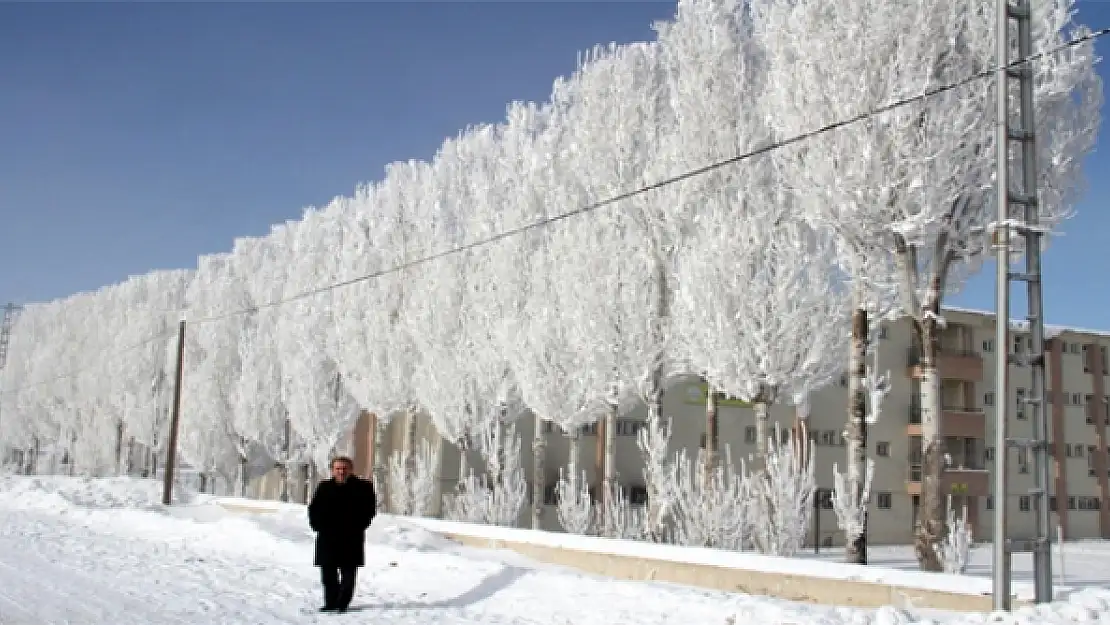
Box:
[161,318,187,506]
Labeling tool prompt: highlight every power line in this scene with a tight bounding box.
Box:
[3,25,1107,392]
[187,25,1109,327]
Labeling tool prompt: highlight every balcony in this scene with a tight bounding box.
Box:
[906,464,990,497]
[906,347,984,382]
[907,403,987,438]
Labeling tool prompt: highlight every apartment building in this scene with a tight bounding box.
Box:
[349,306,1110,546]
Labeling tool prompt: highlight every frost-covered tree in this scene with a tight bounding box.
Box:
[181,254,254,493]
[936,494,974,574]
[667,445,750,550]
[750,424,816,557]
[636,407,673,542]
[558,41,682,458]
[322,188,412,496]
[554,460,593,535]
[387,438,440,517]
[752,0,1100,569]
[676,206,849,462]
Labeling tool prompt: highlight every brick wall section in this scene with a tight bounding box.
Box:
[1049,340,1069,535]
[1085,342,1110,538]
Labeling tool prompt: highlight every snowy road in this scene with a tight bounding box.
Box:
[2,476,1110,625]
[0,476,804,625]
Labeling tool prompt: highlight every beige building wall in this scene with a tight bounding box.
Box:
[347,306,1110,546]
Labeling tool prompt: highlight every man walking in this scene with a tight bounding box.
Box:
[307,456,377,613]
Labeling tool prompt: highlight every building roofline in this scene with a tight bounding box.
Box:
[936,305,1110,340]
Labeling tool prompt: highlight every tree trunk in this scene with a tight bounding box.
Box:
[532,415,547,529]
[238,454,249,497]
[125,437,136,475]
[603,402,617,527]
[26,437,39,475]
[913,314,947,572]
[845,305,870,564]
[404,410,418,513]
[704,382,720,480]
[372,417,386,497]
[456,436,470,492]
[114,421,125,476]
[754,401,771,461]
[569,430,581,482]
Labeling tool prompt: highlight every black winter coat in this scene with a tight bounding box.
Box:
[307,476,377,568]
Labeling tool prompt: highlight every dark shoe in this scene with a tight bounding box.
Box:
[335,605,349,613]
[320,606,337,613]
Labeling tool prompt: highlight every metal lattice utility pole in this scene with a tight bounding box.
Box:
[993,0,1053,609]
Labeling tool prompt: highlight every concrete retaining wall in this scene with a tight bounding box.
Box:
[438,531,1005,612]
[211,499,1025,612]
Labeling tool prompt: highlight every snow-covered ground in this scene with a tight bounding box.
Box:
[1,475,1109,624]
[802,542,1110,589]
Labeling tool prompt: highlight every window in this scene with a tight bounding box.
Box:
[1013,335,1024,354]
[877,492,892,509]
[628,486,648,505]
[820,430,837,446]
[699,433,708,449]
[815,488,834,510]
[542,484,557,505]
[615,419,644,437]
[580,422,598,436]
[1078,496,1103,511]
[983,339,995,353]
[1016,388,1027,420]
[984,446,995,462]
[876,442,890,457]
[744,426,757,444]
[1069,342,1081,355]
[986,495,993,510]
[1020,496,1031,512]
[984,391,995,406]
[1072,393,1084,406]
[839,374,849,387]
[878,326,889,339]
[542,421,555,433]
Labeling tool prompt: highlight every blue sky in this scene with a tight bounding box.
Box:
[0,1,1107,330]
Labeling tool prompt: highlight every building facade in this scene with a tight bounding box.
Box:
[348,306,1110,546]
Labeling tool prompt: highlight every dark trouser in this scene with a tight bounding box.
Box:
[320,565,358,609]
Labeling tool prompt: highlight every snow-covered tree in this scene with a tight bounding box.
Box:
[676,207,849,462]
[667,445,751,550]
[554,461,593,535]
[752,0,1100,569]
[750,424,815,557]
[636,407,673,542]
[936,494,974,574]
[387,438,440,517]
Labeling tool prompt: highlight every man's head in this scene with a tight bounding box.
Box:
[330,456,354,483]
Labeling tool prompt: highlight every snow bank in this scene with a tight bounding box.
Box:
[0,476,463,559]
[0,474,196,511]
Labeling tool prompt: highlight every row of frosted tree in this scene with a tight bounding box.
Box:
[0,0,1100,570]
